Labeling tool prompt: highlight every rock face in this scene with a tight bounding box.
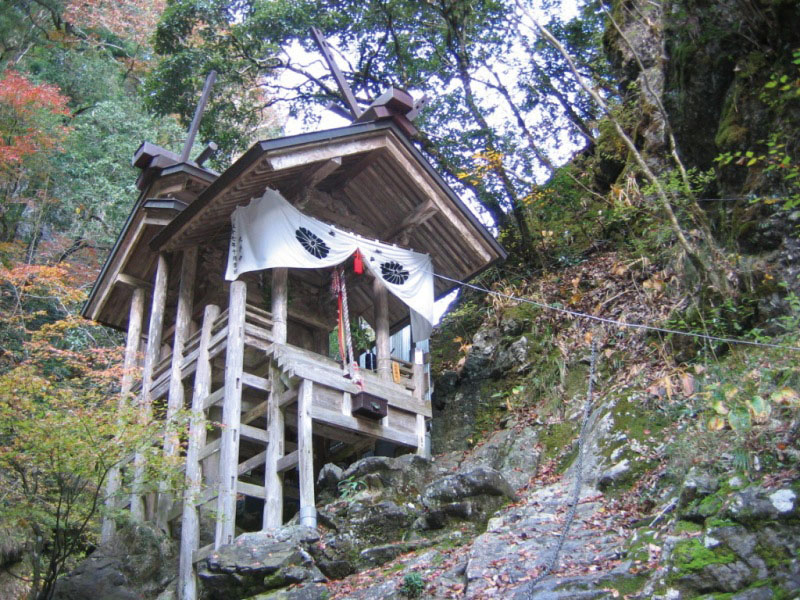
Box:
[431,313,535,455]
[664,484,800,599]
[198,527,325,600]
[310,455,516,580]
[53,522,176,600]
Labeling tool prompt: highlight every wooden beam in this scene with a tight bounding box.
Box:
[381,199,438,242]
[158,247,197,530]
[413,348,428,458]
[311,405,417,447]
[242,372,270,391]
[214,280,246,548]
[383,140,492,262]
[237,480,266,500]
[272,268,288,345]
[277,450,299,472]
[237,450,266,476]
[273,346,430,417]
[263,363,285,530]
[297,379,316,528]
[178,303,219,600]
[180,70,217,162]
[115,272,153,291]
[101,286,145,544]
[310,27,361,119]
[132,253,169,522]
[240,423,267,444]
[296,157,343,209]
[266,137,385,173]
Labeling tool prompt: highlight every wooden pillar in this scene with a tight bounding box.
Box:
[215,280,246,548]
[101,286,145,543]
[413,347,429,458]
[263,267,287,530]
[373,278,391,381]
[297,378,316,528]
[178,304,219,600]
[272,268,288,344]
[132,253,169,521]
[157,247,198,530]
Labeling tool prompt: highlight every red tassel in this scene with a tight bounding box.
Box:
[353,249,363,275]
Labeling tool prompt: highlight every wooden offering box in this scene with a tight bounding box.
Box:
[351,391,388,420]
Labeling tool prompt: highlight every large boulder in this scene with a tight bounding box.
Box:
[198,527,325,600]
[53,522,176,600]
[421,467,516,529]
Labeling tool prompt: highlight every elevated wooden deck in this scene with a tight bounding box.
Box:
[112,286,429,572]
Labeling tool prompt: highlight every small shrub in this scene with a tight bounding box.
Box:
[337,475,366,501]
[400,572,424,598]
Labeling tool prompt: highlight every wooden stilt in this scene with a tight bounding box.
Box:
[297,378,316,528]
[101,286,145,543]
[264,268,287,530]
[158,247,197,530]
[178,304,219,600]
[132,253,169,522]
[373,278,391,381]
[413,347,429,458]
[215,280,246,547]
[272,268,288,344]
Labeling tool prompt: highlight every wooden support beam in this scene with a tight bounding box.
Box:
[132,253,169,522]
[413,347,429,458]
[178,303,219,600]
[373,278,391,381]
[263,267,288,530]
[277,450,299,472]
[116,272,153,291]
[271,268,288,345]
[237,450,266,476]
[102,286,145,544]
[242,372,270,391]
[296,157,342,209]
[263,364,285,530]
[311,405,417,447]
[215,280,246,548]
[297,379,316,528]
[158,247,197,530]
[381,199,438,243]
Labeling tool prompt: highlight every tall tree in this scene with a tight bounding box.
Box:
[147,0,612,263]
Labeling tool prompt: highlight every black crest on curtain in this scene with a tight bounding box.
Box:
[295,227,330,258]
[380,261,409,285]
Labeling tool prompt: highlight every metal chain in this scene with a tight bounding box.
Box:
[525,340,597,595]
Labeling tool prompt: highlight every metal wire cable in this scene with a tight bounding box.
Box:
[524,341,597,595]
[433,273,800,352]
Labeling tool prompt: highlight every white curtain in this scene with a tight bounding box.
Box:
[226,188,434,341]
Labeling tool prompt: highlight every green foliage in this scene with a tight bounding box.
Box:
[400,571,424,598]
[715,49,800,213]
[337,475,367,502]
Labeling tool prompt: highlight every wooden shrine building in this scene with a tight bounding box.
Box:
[83,116,505,599]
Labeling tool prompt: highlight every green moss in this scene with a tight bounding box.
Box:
[604,573,649,596]
[538,421,578,466]
[670,538,736,574]
[714,93,749,148]
[696,493,724,517]
[675,520,703,534]
[624,529,658,563]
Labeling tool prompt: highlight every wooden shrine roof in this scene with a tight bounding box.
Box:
[84,120,505,332]
[150,121,506,297]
